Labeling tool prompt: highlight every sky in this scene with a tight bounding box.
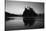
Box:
[6,0,44,15]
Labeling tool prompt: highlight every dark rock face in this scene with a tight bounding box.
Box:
[23,8,38,27]
[39,14,44,18]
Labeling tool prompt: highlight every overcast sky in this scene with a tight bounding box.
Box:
[6,0,44,15]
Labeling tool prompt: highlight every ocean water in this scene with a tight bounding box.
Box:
[6,17,44,30]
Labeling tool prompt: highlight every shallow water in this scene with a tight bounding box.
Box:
[6,17,44,30]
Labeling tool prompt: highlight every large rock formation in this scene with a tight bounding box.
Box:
[23,7,38,27]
